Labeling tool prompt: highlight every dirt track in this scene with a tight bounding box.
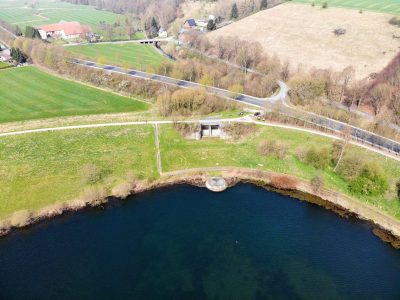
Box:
[208,3,400,78]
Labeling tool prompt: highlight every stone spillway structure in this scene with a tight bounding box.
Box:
[205,177,227,192]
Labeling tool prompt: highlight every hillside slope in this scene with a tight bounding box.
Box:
[208,3,400,78]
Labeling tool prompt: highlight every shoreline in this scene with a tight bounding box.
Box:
[1,168,399,249]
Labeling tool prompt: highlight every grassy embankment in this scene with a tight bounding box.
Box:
[67,43,168,70]
[0,66,149,123]
[0,0,144,40]
[1,124,400,222]
[292,0,400,14]
[159,124,400,219]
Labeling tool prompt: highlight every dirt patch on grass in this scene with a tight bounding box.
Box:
[208,3,400,79]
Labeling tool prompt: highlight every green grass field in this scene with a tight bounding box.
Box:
[0,126,157,219]
[0,0,144,40]
[0,62,12,70]
[292,0,400,14]
[1,123,400,222]
[0,67,149,123]
[160,124,400,219]
[0,0,121,28]
[67,43,168,70]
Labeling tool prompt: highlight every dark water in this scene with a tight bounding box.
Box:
[1,184,400,300]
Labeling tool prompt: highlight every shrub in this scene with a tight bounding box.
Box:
[396,181,400,200]
[306,147,330,169]
[295,146,308,162]
[258,139,288,159]
[228,84,244,99]
[336,154,364,181]
[389,17,400,27]
[224,123,258,139]
[349,163,388,196]
[288,75,326,105]
[311,171,324,193]
[80,163,103,184]
[322,2,328,8]
[82,187,108,206]
[173,122,200,137]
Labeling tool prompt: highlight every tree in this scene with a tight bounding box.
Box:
[228,84,244,98]
[149,17,160,38]
[333,127,352,172]
[10,47,27,64]
[199,74,213,86]
[207,19,216,31]
[306,147,330,169]
[260,0,268,10]
[349,163,388,196]
[15,25,22,36]
[231,3,239,19]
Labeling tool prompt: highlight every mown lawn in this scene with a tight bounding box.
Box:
[67,43,167,70]
[159,124,400,219]
[0,126,157,219]
[292,0,400,14]
[0,66,149,123]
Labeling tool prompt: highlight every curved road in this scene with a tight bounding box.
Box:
[71,58,400,156]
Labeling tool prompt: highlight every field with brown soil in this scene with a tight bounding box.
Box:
[208,3,400,78]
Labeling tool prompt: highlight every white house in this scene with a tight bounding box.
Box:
[158,27,168,38]
[37,21,92,40]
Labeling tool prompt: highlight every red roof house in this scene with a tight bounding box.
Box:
[37,22,92,40]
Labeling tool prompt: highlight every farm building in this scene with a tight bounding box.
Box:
[158,27,168,38]
[37,22,92,40]
[183,19,197,29]
[0,49,11,62]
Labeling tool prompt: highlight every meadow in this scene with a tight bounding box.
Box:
[159,124,400,219]
[292,0,400,14]
[0,0,143,40]
[1,123,400,223]
[0,126,157,219]
[0,67,149,123]
[208,3,400,78]
[67,43,168,70]
[0,0,120,28]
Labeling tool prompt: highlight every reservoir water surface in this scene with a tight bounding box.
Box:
[1,184,400,299]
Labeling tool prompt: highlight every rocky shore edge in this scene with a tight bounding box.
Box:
[1,168,399,249]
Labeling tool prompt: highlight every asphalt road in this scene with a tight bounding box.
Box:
[71,58,400,156]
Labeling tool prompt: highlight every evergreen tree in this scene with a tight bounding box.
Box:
[206,19,216,31]
[15,25,22,36]
[260,0,268,10]
[149,17,159,38]
[10,48,27,64]
[231,3,239,19]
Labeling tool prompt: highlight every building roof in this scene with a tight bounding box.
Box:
[185,19,196,27]
[38,21,92,36]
